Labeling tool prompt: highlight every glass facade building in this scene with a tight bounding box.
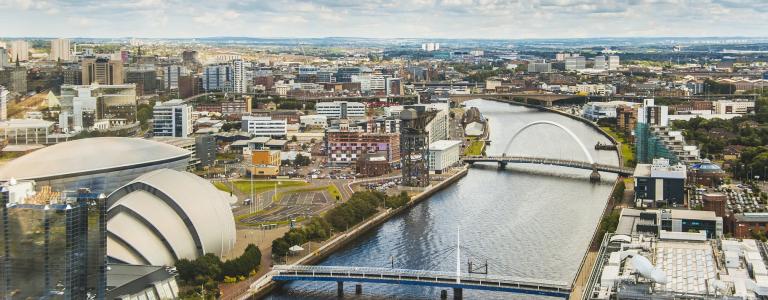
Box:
[0,189,106,299]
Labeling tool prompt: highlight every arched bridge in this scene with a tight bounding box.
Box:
[462,155,633,176]
[270,265,571,299]
[465,120,632,178]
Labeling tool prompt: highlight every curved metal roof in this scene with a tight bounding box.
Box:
[107,169,236,266]
[0,137,191,181]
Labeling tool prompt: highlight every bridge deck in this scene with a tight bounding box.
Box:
[462,155,633,175]
[272,265,571,298]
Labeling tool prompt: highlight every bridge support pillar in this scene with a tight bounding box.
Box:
[453,287,463,300]
[337,281,343,297]
[355,284,362,295]
[498,162,507,170]
[590,165,601,183]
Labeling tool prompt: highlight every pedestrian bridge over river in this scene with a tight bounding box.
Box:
[463,120,632,179]
[270,265,572,299]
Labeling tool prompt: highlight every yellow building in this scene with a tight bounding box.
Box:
[247,149,281,176]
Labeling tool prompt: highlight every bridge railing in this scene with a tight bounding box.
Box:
[272,265,571,290]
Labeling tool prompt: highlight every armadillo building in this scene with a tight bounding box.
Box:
[106,169,236,266]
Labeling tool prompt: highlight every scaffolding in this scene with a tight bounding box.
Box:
[400,108,430,187]
[635,123,677,164]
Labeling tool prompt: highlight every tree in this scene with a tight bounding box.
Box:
[294,154,311,166]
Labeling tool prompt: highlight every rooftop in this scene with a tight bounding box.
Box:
[429,140,462,151]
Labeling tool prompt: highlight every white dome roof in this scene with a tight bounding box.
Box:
[106,169,236,266]
[0,137,191,181]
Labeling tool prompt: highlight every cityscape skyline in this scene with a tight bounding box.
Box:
[2,0,768,39]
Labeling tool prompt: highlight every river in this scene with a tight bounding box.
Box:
[266,99,619,299]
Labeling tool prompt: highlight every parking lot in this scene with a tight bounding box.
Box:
[691,184,767,213]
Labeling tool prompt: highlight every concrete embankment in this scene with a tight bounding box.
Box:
[242,167,469,299]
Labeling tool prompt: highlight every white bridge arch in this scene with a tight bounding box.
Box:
[502,120,595,165]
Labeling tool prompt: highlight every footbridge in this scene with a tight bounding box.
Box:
[450,93,581,106]
[270,265,571,299]
[464,120,632,179]
[462,155,633,176]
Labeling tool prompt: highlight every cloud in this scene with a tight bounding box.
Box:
[0,0,766,38]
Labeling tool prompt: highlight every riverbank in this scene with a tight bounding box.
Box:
[483,98,624,167]
[237,166,469,300]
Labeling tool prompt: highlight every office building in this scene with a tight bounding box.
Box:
[202,64,232,91]
[335,67,362,83]
[300,115,328,128]
[582,101,637,120]
[178,75,201,99]
[326,129,400,166]
[241,115,287,137]
[713,99,755,114]
[59,84,137,131]
[616,208,723,239]
[0,137,191,193]
[565,56,586,70]
[106,169,236,266]
[62,64,83,85]
[125,64,157,95]
[0,47,9,68]
[50,38,72,61]
[0,119,57,144]
[153,99,192,138]
[386,77,403,96]
[634,158,686,207]
[428,140,461,173]
[163,65,189,90]
[421,43,440,52]
[316,101,366,119]
[9,40,29,61]
[150,136,217,170]
[82,58,124,85]
[245,149,281,176]
[0,184,107,299]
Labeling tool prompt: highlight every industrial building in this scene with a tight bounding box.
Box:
[0,137,191,194]
[615,208,723,239]
[106,169,236,267]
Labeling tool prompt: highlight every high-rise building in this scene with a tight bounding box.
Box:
[231,59,246,93]
[385,77,403,96]
[527,61,552,73]
[181,50,199,64]
[594,55,607,70]
[163,65,189,90]
[565,56,586,70]
[608,55,620,70]
[9,40,29,61]
[0,47,9,68]
[62,64,83,85]
[637,98,669,127]
[152,99,192,137]
[50,38,72,62]
[0,86,8,120]
[0,183,107,299]
[0,65,27,94]
[336,67,362,83]
[202,64,232,91]
[125,64,157,95]
[82,58,124,85]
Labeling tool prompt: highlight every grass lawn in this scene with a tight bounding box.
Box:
[231,180,309,194]
[601,127,635,167]
[464,139,485,156]
[213,182,232,193]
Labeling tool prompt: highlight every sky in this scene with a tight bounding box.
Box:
[1,0,767,39]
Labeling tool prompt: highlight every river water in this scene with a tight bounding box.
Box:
[266,99,619,299]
